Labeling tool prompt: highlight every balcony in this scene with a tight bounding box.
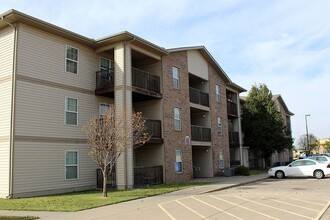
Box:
[229,131,239,147]
[189,88,209,107]
[191,125,211,142]
[145,119,163,144]
[95,69,115,97]
[95,68,161,101]
[134,165,163,186]
[227,101,238,116]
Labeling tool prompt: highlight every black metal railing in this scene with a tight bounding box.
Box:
[134,165,163,186]
[132,68,160,93]
[229,131,239,147]
[96,69,115,90]
[96,68,160,94]
[189,88,209,107]
[227,101,238,116]
[191,125,211,141]
[145,119,162,138]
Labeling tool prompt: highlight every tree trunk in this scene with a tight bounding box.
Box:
[103,173,108,197]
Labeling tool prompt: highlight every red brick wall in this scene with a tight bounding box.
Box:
[208,64,230,176]
[162,51,193,183]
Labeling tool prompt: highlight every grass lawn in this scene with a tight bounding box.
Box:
[249,168,268,175]
[0,217,38,220]
[0,182,210,212]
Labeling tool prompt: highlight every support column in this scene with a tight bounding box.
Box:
[236,93,244,166]
[114,43,133,189]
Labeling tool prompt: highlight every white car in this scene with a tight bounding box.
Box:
[308,155,330,164]
[268,158,330,179]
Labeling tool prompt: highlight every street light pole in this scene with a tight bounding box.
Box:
[305,114,311,155]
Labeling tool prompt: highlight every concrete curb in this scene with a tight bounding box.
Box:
[197,176,270,195]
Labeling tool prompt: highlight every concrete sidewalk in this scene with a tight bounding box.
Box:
[0,173,273,220]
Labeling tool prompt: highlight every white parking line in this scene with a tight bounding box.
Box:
[235,196,314,220]
[158,204,176,220]
[269,198,320,212]
[191,196,242,220]
[175,200,208,219]
[210,195,279,220]
[290,198,326,206]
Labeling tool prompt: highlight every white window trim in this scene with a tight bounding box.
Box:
[172,66,180,90]
[99,102,112,116]
[218,116,222,135]
[65,150,79,180]
[65,45,79,74]
[176,149,183,173]
[216,84,221,103]
[99,57,112,71]
[174,107,181,131]
[219,150,224,169]
[65,96,78,126]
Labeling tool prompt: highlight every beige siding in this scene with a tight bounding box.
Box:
[16,24,99,91]
[135,145,164,167]
[187,50,208,80]
[133,100,162,120]
[15,80,113,138]
[13,142,98,197]
[0,27,14,197]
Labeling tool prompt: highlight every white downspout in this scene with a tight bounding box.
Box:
[1,17,18,199]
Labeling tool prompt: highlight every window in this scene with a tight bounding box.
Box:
[100,57,114,71]
[219,150,224,168]
[217,117,222,135]
[99,103,111,116]
[65,97,78,125]
[216,85,221,103]
[66,46,78,74]
[172,66,180,89]
[175,150,183,173]
[174,107,181,131]
[65,150,78,180]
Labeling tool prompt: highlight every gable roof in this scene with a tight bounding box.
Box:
[0,9,168,56]
[272,94,294,116]
[168,46,246,93]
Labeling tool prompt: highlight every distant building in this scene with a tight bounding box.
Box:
[240,95,294,167]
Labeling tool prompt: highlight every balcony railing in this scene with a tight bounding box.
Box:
[96,69,114,90]
[134,165,163,186]
[189,88,209,107]
[191,125,211,142]
[145,119,162,138]
[132,68,160,93]
[96,68,161,94]
[227,101,238,116]
[229,131,239,147]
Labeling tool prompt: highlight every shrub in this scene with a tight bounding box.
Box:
[235,166,250,176]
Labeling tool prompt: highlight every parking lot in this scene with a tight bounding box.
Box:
[158,178,330,220]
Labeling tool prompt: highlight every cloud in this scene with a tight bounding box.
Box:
[1,0,330,143]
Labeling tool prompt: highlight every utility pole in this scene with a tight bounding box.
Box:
[305,114,311,155]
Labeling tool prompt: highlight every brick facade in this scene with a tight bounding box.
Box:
[208,65,231,176]
[162,51,193,183]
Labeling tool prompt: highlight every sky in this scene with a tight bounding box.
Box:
[1,0,330,147]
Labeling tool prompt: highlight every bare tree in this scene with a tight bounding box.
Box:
[83,107,150,197]
[297,133,319,155]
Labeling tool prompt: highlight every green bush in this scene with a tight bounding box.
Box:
[235,166,250,176]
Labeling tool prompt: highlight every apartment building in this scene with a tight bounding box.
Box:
[0,9,245,198]
[241,95,294,168]
[270,95,294,166]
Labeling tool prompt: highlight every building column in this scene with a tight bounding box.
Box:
[236,93,244,166]
[114,43,133,189]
